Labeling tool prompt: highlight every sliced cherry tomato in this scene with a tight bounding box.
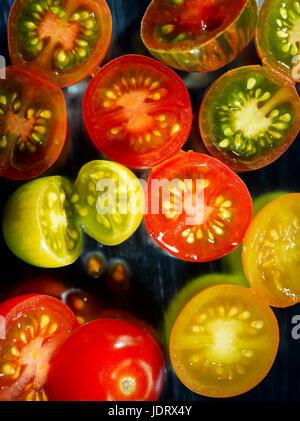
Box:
[222,191,286,275]
[83,54,193,168]
[170,284,279,398]
[145,151,252,262]
[243,193,300,308]
[162,273,249,346]
[141,0,258,72]
[46,318,165,401]
[8,0,112,87]
[0,67,67,180]
[199,65,300,171]
[72,160,145,245]
[256,0,300,83]
[0,294,79,401]
[2,176,83,268]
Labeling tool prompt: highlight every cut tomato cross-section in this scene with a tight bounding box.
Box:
[83,54,193,168]
[0,294,78,401]
[8,0,112,87]
[0,67,67,180]
[145,151,252,262]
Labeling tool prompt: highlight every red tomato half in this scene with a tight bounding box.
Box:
[46,318,165,401]
[145,151,252,262]
[0,294,78,401]
[83,54,193,168]
[0,67,67,180]
[8,0,112,87]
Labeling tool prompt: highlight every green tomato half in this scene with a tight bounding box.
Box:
[72,160,145,246]
[2,176,83,268]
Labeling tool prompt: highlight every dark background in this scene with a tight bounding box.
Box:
[0,0,299,401]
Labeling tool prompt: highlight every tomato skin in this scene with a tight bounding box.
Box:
[199,65,300,171]
[0,67,67,180]
[145,151,253,262]
[46,318,165,401]
[8,0,112,87]
[0,294,39,317]
[83,55,193,169]
[141,0,258,73]
[170,284,279,398]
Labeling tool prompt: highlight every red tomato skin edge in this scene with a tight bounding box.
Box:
[0,294,79,330]
[145,152,253,262]
[8,0,113,88]
[83,54,193,169]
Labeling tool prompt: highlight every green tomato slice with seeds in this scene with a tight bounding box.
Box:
[72,160,145,246]
[256,0,300,83]
[2,176,83,268]
[199,65,300,171]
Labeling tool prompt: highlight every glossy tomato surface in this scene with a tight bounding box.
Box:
[243,193,300,308]
[145,151,252,262]
[141,0,258,72]
[83,54,193,168]
[46,318,165,401]
[72,160,145,245]
[0,67,67,180]
[0,294,78,401]
[170,285,279,398]
[8,0,112,87]
[199,65,300,171]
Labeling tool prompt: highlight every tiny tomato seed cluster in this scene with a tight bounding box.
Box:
[0,0,299,402]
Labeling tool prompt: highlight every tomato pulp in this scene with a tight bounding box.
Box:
[141,0,258,72]
[243,193,300,308]
[83,55,193,168]
[145,151,252,262]
[199,65,300,171]
[0,294,78,401]
[8,0,112,87]
[0,67,67,180]
[170,285,279,398]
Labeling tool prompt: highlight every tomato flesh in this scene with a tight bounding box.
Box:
[2,176,83,268]
[162,273,249,346]
[0,294,78,401]
[199,65,300,171]
[72,160,145,246]
[141,0,258,72]
[170,285,279,398]
[8,0,112,87]
[145,151,252,262]
[0,67,67,180]
[256,0,300,83]
[46,319,165,401]
[83,54,193,168]
[243,193,300,308]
